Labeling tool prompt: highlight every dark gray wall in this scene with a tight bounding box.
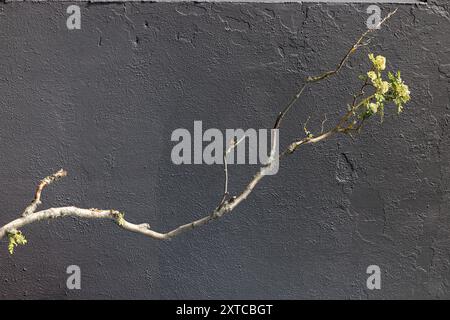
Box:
[0,0,449,299]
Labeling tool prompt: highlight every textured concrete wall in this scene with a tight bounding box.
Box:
[0,0,449,299]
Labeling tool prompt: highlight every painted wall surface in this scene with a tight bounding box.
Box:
[0,0,449,299]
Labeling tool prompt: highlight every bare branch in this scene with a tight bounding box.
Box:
[22,169,67,217]
[0,9,401,251]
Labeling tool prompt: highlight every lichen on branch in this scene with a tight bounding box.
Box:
[7,230,27,255]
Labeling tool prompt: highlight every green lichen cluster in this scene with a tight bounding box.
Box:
[360,54,411,120]
[7,230,27,255]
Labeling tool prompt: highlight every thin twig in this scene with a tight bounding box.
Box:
[22,169,67,217]
[320,114,328,134]
[218,135,246,209]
